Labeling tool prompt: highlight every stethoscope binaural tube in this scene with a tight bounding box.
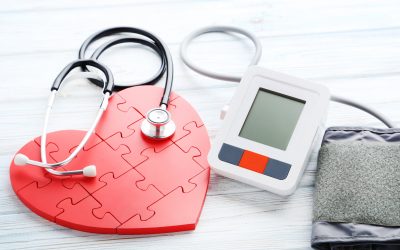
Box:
[90,37,166,88]
[78,27,173,107]
[13,59,115,177]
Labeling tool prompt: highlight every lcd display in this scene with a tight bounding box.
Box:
[239,88,305,150]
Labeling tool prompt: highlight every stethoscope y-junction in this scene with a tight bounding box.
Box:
[14,27,176,177]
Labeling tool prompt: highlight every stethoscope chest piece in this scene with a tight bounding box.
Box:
[141,107,176,140]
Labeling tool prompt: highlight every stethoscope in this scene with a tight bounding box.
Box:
[14,27,176,177]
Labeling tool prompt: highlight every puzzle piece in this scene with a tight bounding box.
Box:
[33,140,59,163]
[95,93,143,140]
[168,97,204,142]
[136,144,204,194]
[105,119,173,167]
[54,142,133,194]
[118,168,210,234]
[117,86,178,116]
[18,176,89,222]
[34,130,103,163]
[116,86,203,142]
[174,121,210,168]
[11,139,55,192]
[92,170,163,223]
[56,196,121,233]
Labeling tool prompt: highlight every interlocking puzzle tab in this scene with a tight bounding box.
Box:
[95,93,143,140]
[10,140,53,192]
[10,86,211,234]
[175,121,210,168]
[34,130,103,158]
[105,119,172,168]
[92,170,163,223]
[56,196,120,234]
[136,145,204,194]
[18,174,89,221]
[117,86,178,117]
[52,137,134,194]
[168,97,204,141]
[118,168,210,234]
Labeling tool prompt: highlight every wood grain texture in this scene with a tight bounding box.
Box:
[0,0,399,249]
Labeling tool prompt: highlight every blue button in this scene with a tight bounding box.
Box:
[218,143,244,165]
[264,159,291,180]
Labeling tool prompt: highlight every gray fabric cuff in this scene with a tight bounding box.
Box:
[312,127,400,250]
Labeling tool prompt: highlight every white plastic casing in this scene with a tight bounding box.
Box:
[208,66,330,196]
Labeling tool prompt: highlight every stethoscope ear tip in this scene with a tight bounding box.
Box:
[83,165,96,177]
[14,154,29,166]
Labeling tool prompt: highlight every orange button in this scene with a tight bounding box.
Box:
[239,150,269,173]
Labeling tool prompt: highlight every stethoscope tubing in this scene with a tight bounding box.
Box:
[90,37,166,89]
[52,59,114,94]
[78,26,173,106]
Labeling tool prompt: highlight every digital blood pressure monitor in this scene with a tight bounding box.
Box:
[208,67,330,195]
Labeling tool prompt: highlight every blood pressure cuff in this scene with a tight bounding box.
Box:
[311,127,400,250]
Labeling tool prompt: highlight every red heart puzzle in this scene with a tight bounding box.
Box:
[9,86,210,234]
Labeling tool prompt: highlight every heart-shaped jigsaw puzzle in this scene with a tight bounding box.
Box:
[10,86,210,234]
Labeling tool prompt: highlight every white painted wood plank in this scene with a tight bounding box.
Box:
[1,0,400,55]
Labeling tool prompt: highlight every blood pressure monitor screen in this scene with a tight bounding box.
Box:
[239,88,305,150]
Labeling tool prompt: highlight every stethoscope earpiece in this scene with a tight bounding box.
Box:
[13,153,29,166]
[82,165,97,177]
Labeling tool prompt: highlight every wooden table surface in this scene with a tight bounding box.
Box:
[1,0,399,249]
